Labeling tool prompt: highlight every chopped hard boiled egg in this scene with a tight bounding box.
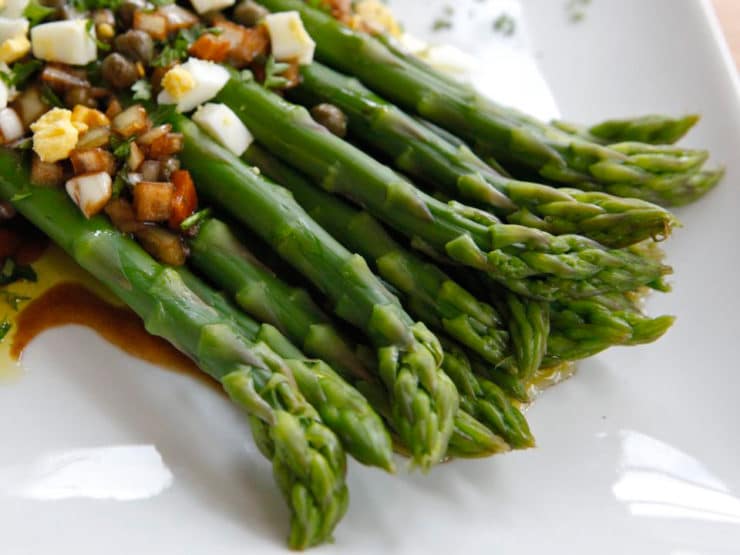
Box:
[161,65,196,101]
[31,19,97,66]
[0,17,28,43]
[0,0,28,19]
[189,0,235,15]
[0,33,28,63]
[193,103,253,156]
[264,11,316,65]
[66,171,112,219]
[0,77,7,109]
[0,107,22,142]
[352,0,402,36]
[30,107,87,163]
[157,57,230,113]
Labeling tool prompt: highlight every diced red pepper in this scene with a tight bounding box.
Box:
[168,169,198,230]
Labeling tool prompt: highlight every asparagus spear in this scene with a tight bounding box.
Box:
[213,77,670,300]
[243,144,509,364]
[190,217,527,455]
[0,152,348,549]
[255,0,722,207]
[176,267,395,471]
[161,112,459,470]
[291,62,677,248]
[553,114,700,146]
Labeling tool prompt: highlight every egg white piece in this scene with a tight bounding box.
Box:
[0,17,28,43]
[193,103,253,156]
[31,19,97,66]
[157,58,230,113]
[189,0,235,15]
[264,11,316,65]
[0,0,29,19]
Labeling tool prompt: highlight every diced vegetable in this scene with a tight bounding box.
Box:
[112,105,150,138]
[127,141,145,171]
[189,0,235,15]
[134,226,187,266]
[66,171,113,218]
[31,20,98,66]
[192,102,252,156]
[214,20,270,67]
[133,11,168,41]
[188,33,231,63]
[133,180,174,221]
[140,159,162,181]
[30,154,64,187]
[0,107,23,143]
[157,5,199,31]
[70,148,116,176]
[149,132,183,158]
[77,126,111,149]
[160,156,180,179]
[40,65,90,92]
[168,169,197,229]
[71,105,110,129]
[11,85,48,129]
[104,197,144,234]
[136,123,171,146]
[264,11,316,65]
[157,58,230,113]
[0,17,29,44]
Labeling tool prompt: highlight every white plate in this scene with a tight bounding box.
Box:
[2,1,740,553]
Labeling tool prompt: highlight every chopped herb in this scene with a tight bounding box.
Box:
[0,290,31,311]
[0,60,43,89]
[493,13,516,36]
[86,19,111,52]
[0,319,10,343]
[180,207,213,231]
[131,79,152,101]
[9,191,32,202]
[152,26,219,68]
[23,0,56,27]
[40,84,64,108]
[0,259,37,286]
[150,0,175,5]
[111,135,135,159]
[71,0,124,10]
[566,0,591,23]
[85,60,104,87]
[263,56,291,90]
[111,172,127,198]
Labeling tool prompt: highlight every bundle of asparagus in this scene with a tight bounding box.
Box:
[0,0,718,548]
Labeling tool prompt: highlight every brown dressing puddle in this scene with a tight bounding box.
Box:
[1,252,218,393]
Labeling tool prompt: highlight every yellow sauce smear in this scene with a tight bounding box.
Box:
[0,246,217,393]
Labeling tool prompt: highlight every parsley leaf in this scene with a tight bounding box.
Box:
[263,56,291,90]
[85,19,111,52]
[40,84,64,108]
[0,259,37,286]
[152,26,222,68]
[23,0,56,27]
[131,79,152,101]
[0,60,42,88]
[0,319,10,343]
[180,207,212,231]
[0,290,31,311]
[111,135,135,159]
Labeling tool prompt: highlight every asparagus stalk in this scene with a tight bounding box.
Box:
[243,144,509,364]
[291,62,677,248]
[213,77,671,300]
[161,112,458,469]
[255,0,722,207]
[190,217,526,455]
[0,151,347,549]
[553,114,700,146]
[175,267,395,471]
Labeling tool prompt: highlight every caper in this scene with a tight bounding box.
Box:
[114,30,154,64]
[310,103,348,138]
[233,0,269,27]
[101,53,139,89]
